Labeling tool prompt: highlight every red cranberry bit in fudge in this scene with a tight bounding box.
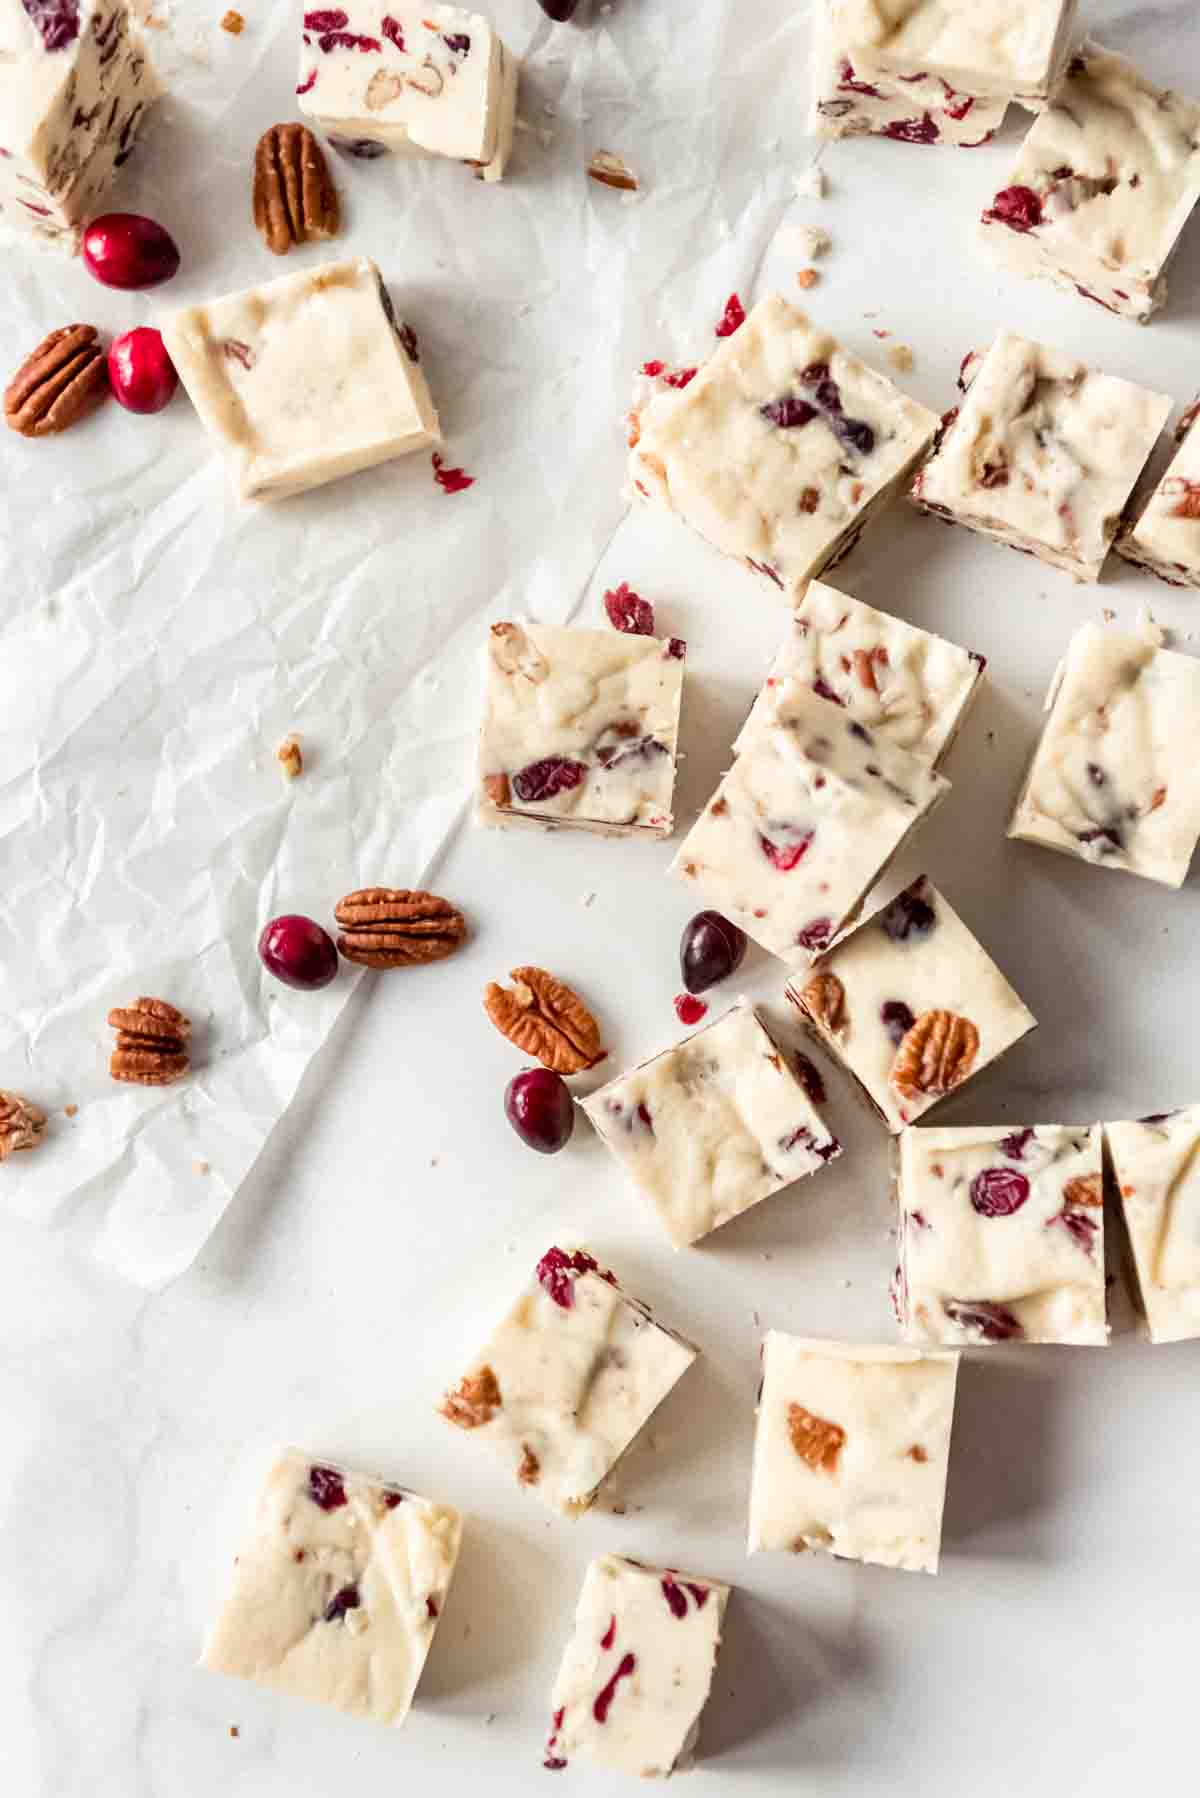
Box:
[432,451,475,494]
[536,1246,615,1308]
[796,917,834,952]
[881,1000,915,1046]
[942,1298,1023,1341]
[641,359,698,390]
[22,0,80,51]
[999,1127,1035,1160]
[307,1465,348,1510]
[603,581,655,635]
[322,1582,361,1622]
[380,13,405,51]
[600,1615,616,1650]
[511,757,588,803]
[1051,1207,1099,1254]
[879,884,936,943]
[715,293,746,337]
[791,1051,826,1107]
[983,186,1043,232]
[969,1168,1031,1217]
[544,1706,568,1771]
[593,1652,637,1723]
[760,828,814,872]
[780,1124,839,1163]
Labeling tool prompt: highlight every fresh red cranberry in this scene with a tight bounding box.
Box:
[761,830,813,871]
[258,914,339,991]
[323,1583,361,1622]
[308,1465,347,1510]
[984,185,1043,232]
[883,114,939,144]
[761,396,816,429]
[506,1070,574,1155]
[593,1652,636,1724]
[432,451,474,494]
[881,1000,915,1046]
[680,910,747,994]
[21,0,79,51]
[1052,1209,1098,1255]
[107,328,178,414]
[791,1052,825,1106]
[537,1246,604,1306]
[604,581,655,635]
[82,213,180,290]
[674,993,708,1026]
[970,1168,1030,1218]
[943,1299,1022,1341]
[880,883,936,943]
[512,756,586,803]
[538,0,580,16]
[715,293,746,337]
[999,1127,1035,1159]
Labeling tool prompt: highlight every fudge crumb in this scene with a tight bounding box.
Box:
[795,223,831,259]
[64,1103,78,1118]
[276,734,303,780]
[1102,608,1116,622]
[220,9,244,32]
[794,165,826,200]
[886,343,915,374]
[797,268,820,290]
[872,327,891,339]
[194,1160,210,1175]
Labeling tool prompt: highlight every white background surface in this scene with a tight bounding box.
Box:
[2,1,1200,1794]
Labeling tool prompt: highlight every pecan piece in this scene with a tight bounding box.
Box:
[108,996,191,1086]
[276,733,303,780]
[334,888,466,969]
[253,123,339,256]
[440,1365,502,1430]
[799,970,845,1033]
[890,1010,978,1106]
[0,1091,48,1162]
[483,967,603,1073]
[5,325,109,438]
[587,150,639,192]
[787,1403,845,1474]
[482,772,511,809]
[517,1444,541,1486]
[1063,1173,1102,1209]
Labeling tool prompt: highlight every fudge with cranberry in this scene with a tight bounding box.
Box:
[896,1124,1108,1346]
[581,1002,841,1249]
[674,682,948,971]
[477,620,685,838]
[544,1554,730,1778]
[788,876,1036,1133]
[748,1332,959,1573]
[735,579,985,768]
[439,1247,697,1513]
[202,1449,462,1727]
[979,44,1200,324]
[1107,1108,1200,1345]
[0,0,159,251]
[1009,620,1200,889]
[298,4,517,180]
[1117,399,1200,589]
[911,332,1170,582]
[160,257,440,503]
[629,296,939,601]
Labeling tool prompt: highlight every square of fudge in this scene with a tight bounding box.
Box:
[912,331,1170,581]
[811,3,1008,148]
[1117,398,1200,589]
[896,1123,1108,1346]
[544,1553,730,1778]
[674,683,948,971]
[298,5,517,182]
[439,1247,697,1513]
[581,1002,841,1248]
[1009,620,1200,888]
[978,43,1200,324]
[748,1332,959,1573]
[1107,1109,1200,1345]
[0,0,159,250]
[202,1448,462,1727]
[159,257,440,503]
[477,620,685,838]
[788,876,1037,1133]
[735,578,985,767]
[629,296,939,601]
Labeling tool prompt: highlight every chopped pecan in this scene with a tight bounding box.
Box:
[1063,1173,1102,1209]
[276,734,303,780]
[852,648,878,693]
[221,8,244,31]
[5,325,109,438]
[253,123,339,256]
[366,69,404,109]
[799,970,845,1033]
[517,1444,541,1486]
[441,1365,502,1429]
[906,1444,928,1463]
[587,150,639,192]
[890,1010,978,1106]
[335,888,466,969]
[787,1403,845,1474]
[108,996,191,1086]
[0,1091,48,1162]
[484,967,603,1073]
[482,771,511,809]
[406,57,444,96]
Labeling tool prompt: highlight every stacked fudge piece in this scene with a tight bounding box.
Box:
[1108,1108,1200,1346]
[1118,400,1200,590]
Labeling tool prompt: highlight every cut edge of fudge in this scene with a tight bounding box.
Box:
[1104,1112,1200,1345]
[1115,399,1200,590]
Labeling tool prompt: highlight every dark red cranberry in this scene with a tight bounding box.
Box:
[796,917,833,952]
[259,914,338,991]
[432,451,474,494]
[604,581,655,635]
[308,1465,347,1511]
[443,32,470,54]
[984,185,1043,232]
[812,677,844,706]
[82,213,180,290]
[940,82,975,121]
[685,1582,709,1608]
[833,414,875,454]
[715,293,746,337]
[791,1052,826,1106]
[883,114,939,144]
[21,0,79,51]
[943,1299,1022,1341]
[661,1576,688,1619]
[545,1706,568,1771]
[506,1071,574,1155]
[304,7,348,25]
[426,1595,439,1618]
[761,396,816,429]
[107,327,178,414]
[838,60,880,97]
[380,13,405,50]
[323,1583,361,1622]
[761,829,814,872]
[383,1490,405,1509]
[881,1000,915,1046]
[970,1168,1030,1218]
[781,1124,839,1162]
[879,884,936,943]
[674,993,708,1026]
[1053,1209,1098,1255]
[680,910,747,994]
[600,1615,616,1650]
[315,27,380,51]
[511,756,587,804]
[329,135,387,158]
[666,637,687,659]
[296,69,317,94]
[538,0,580,16]
[593,1652,636,1724]
[999,1127,1035,1159]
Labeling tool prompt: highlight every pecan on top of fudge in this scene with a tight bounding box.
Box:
[1107,1108,1200,1346]
[1117,400,1200,590]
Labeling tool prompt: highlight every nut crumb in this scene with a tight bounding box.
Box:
[276,734,303,780]
[194,1159,210,1175]
[64,1103,78,1117]
[796,268,820,290]
[229,1725,240,1739]
[220,9,244,32]
[795,223,830,259]
[886,343,915,374]
[587,150,639,192]
[794,165,826,200]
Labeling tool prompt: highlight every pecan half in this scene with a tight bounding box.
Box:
[787,1403,845,1474]
[799,970,845,1033]
[5,325,109,438]
[1063,1173,1102,1209]
[108,996,191,1086]
[587,150,639,192]
[0,1091,48,1162]
[253,123,339,256]
[484,967,603,1073]
[440,1365,502,1430]
[890,1010,978,1106]
[334,888,466,969]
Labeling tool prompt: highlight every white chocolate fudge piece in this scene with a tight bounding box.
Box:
[160,257,440,504]
[735,579,985,767]
[978,44,1200,325]
[1009,621,1200,889]
[0,0,159,250]
[748,1332,958,1573]
[544,1554,730,1778]
[203,1449,462,1727]
[896,1124,1108,1346]
[581,1002,841,1249]
[1107,1108,1200,1345]
[1117,400,1200,589]
[439,1247,697,1513]
[819,0,1077,109]
[629,296,939,601]
[674,683,948,970]
[911,332,1170,582]
[812,8,1007,148]
[478,620,685,838]
[788,876,1036,1133]
[298,4,517,181]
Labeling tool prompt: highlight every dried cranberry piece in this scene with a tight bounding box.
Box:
[432,451,475,494]
[323,1582,361,1623]
[879,884,936,943]
[593,1652,636,1723]
[943,1299,1022,1341]
[761,396,816,430]
[984,185,1043,232]
[303,7,348,26]
[1052,1209,1098,1255]
[600,1615,616,1650]
[791,1052,825,1106]
[715,293,746,337]
[296,69,318,94]
[666,637,687,659]
[426,1596,439,1619]
[661,1576,688,1619]
[674,993,708,1026]
[383,1490,405,1509]
[380,13,405,51]
[685,1582,709,1608]
[881,1000,915,1046]
[838,60,880,98]
[781,1124,839,1162]
[545,1704,568,1771]
[940,82,975,121]
[680,910,747,994]
[537,1247,602,1308]
[761,829,814,871]
[970,1168,1031,1218]
[317,28,380,52]
[796,917,833,952]
[833,414,875,454]
[511,757,587,803]
[812,677,844,706]
[883,114,939,144]
[21,0,80,51]
[604,581,655,635]
[308,1465,347,1511]
[444,32,470,55]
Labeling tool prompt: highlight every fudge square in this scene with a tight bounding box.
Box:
[629,296,939,601]
[0,0,159,250]
[478,620,685,837]
[160,257,440,503]
[202,1449,462,1727]
[911,331,1170,582]
[734,578,985,767]
[896,1124,1108,1346]
[580,1002,841,1248]
[439,1247,697,1513]
[811,6,1007,149]
[1009,621,1200,889]
[978,43,1200,325]
[1107,1109,1200,1345]
[544,1554,730,1778]
[788,876,1037,1133]
[298,5,518,183]
[1117,399,1200,590]
[748,1333,959,1574]
[674,682,948,971]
